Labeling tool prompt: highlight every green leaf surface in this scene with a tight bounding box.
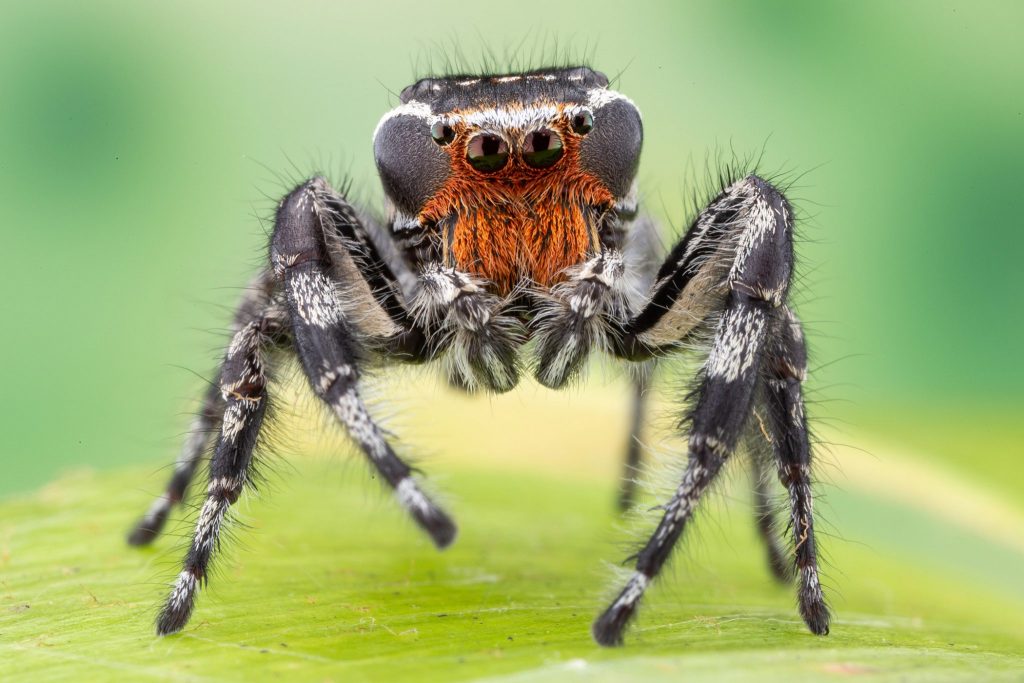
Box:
[2,387,1023,682]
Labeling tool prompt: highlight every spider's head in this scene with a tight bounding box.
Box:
[373,66,643,291]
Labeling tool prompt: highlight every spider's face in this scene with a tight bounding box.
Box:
[373,67,642,292]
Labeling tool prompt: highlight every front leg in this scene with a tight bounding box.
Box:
[127,273,278,546]
[272,178,456,547]
[595,174,828,645]
[595,290,771,645]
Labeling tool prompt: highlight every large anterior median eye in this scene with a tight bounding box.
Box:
[523,129,564,168]
[466,133,509,172]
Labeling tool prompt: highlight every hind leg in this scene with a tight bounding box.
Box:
[764,307,830,634]
[597,174,828,645]
[157,302,287,634]
[748,419,794,583]
[127,274,277,546]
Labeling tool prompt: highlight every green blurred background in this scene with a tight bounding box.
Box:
[1,0,1021,495]
[2,2,1024,680]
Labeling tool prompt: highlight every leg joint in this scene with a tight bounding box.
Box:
[314,363,358,399]
[207,476,244,503]
[688,433,730,467]
[270,178,333,278]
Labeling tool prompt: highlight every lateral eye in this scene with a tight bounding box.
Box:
[571,110,594,135]
[523,129,564,168]
[466,133,509,172]
[430,121,455,146]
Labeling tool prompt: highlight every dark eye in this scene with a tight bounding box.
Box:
[466,133,509,172]
[523,128,564,168]
[430,121,455,146]
[571,110,594,135]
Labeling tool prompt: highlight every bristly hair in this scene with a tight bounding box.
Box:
[407,33,601,84]
[676,140,824,252]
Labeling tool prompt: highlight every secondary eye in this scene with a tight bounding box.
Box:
[571,110,594,135]
[523,129,564,168]
[466,133,509,172]
[430,121,455,146]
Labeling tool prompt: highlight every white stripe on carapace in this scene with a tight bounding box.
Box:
[372,100,431,141]
[586,87,639,114]
[372,87,639,141]
[450,103,586,131]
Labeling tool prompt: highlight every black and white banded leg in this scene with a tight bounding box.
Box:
[272,179,456,547]
[764,306,829,634]
[128,274,278,546]
[594,295,770,645]
[595,175,826,645]
[157,310,283,634]
[127,383,221,546]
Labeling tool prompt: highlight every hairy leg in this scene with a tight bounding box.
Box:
[156,306,286,634]
[127,273,278,545]
[127,383,221,546]
[748,420,794,582]
[596,175,804,645]
[594,295,770,645]
[272,178,456,546]
[764,307,830,634]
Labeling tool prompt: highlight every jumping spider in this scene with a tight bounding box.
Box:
[128,65,830,646]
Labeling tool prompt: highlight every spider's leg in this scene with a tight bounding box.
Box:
[747,417,794,583]
[156,303,286,635]
[127,383,220,546]
[272,178,456,548]
[596,175,800,646]
[594,298,768,645]
[764,306,830,634]
[127,273,277,546]
[618,370,650,511]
